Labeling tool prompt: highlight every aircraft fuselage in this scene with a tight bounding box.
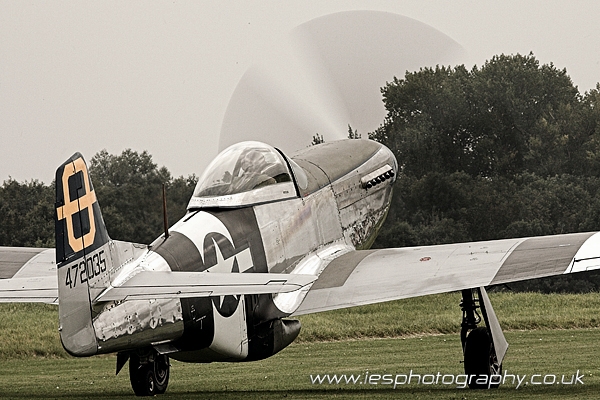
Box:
[72,139,397,362]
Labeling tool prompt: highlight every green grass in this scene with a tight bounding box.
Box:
[0,303,65,358]
[1,292,600,398]
[297,292,600,341]
[2,292,600,358]
[0,329,598,399]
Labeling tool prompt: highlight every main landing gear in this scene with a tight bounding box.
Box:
[117,348,170,396]
[460,287,508,389]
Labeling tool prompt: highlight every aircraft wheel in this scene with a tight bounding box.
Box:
[129,352,170,396]
[154,354,170,394]
[463,327,501,389]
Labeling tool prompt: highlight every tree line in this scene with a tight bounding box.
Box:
[0,150,197,247]
[370,53,600,292]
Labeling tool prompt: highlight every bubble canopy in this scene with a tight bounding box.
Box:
[188,141,298,208]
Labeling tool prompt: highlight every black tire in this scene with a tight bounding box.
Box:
[154,354,170,395]
[463,327,501,389]
[129,353,156,396]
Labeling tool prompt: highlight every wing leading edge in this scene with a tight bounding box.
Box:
[294,232,600,315]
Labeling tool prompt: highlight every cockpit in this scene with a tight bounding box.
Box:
[188,142,301,208]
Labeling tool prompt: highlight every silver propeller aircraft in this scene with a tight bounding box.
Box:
[1,138,599,395]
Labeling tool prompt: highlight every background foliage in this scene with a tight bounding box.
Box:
[0,150,197,246]
[370,53,600,292]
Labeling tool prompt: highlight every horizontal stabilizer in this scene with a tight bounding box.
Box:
[0,276,58,304]
[94,271,317,302]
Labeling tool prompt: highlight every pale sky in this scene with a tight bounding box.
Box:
[1,1,599,183]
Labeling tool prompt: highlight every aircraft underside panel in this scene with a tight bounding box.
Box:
[92,298,184,354]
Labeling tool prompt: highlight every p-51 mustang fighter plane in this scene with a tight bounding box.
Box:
[1,139,599,395]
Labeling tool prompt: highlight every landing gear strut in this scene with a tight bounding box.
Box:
[460,287,507,389]
[126,348,170,396]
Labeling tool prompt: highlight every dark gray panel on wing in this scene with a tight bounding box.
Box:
[0,248,47,278]
[490,232,595,285]
[311,249,376,290]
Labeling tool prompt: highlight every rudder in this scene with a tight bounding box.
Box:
[55,153,110,356]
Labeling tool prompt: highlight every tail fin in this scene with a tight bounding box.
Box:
[55,153,110,262]
[55,153,110,356]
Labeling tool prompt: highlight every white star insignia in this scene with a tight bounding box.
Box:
[205,238,254,311]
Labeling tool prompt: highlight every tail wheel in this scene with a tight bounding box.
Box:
[129,352,170,396]
[463,327,501,389]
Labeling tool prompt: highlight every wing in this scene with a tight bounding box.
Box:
[0,247,58,303]
[94,271,316,302]
[294,231,600,315]
[0,247,315,304]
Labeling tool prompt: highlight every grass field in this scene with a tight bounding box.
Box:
[0,292,599,398]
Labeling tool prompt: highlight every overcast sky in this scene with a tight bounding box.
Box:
[1,1,599,183]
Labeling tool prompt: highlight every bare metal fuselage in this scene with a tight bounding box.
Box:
[62,139,397,362]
